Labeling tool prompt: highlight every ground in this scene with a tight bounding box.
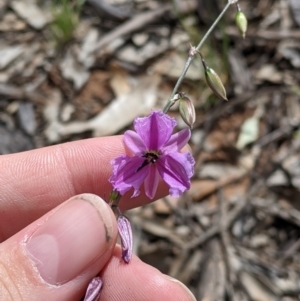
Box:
[1,0,300,300]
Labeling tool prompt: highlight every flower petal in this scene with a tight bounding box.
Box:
[157,152,195,197]
[117,215,133,263]
[84,277,102,301]
[144,164,160,199]
[134,111,176,150]
[123,130,146,155]
[109,155,149,197]
[161,128,191,153]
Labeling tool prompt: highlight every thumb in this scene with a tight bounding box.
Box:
[0,194,117,301]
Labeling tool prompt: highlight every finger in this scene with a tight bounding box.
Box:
[99,246,197,301]
[0,194,118,301]
[0,136,168,240]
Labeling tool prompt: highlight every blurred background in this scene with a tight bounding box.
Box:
[1,0,300,300]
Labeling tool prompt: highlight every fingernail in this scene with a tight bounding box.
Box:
[26,194,115,285]
[165,276,197,301]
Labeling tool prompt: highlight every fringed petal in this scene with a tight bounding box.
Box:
[109,155,149,197]
[157,152,195,197]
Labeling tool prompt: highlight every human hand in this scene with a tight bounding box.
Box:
[0,136,196,301]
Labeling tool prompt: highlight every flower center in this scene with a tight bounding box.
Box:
[136,151,160,172]
[143,150,159,163]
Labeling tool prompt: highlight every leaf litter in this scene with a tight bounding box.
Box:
[1,0,300,300]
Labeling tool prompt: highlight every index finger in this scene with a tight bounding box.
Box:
[0,136,168,241]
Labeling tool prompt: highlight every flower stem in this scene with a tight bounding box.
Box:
[163,1,232,113]
[109,190,122,214]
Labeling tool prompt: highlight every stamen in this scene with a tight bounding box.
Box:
[135,151,159,172]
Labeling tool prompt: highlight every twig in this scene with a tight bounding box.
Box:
[218,188,241,300]
[86,0,131,20]
[93,4,171,53]
[184,197,247,250]
[256,124,297,148]
[225,27,300,40]
[0,83,45,104]
[92,0,198,54]
[282,237,300,259]
[251,198,300,227]
[219,189,231,252]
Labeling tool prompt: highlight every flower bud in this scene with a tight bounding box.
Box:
[204,63,228,101]
[117,215,133,263]
[235,11,247,39]
[84,277,103,301]
[179,95,196,129]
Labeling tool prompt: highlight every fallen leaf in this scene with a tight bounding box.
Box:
[10,0,50,30]
[236,116,260,150]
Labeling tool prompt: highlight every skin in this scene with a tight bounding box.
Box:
[0,136,196,301]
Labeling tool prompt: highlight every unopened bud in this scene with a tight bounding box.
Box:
[179,95,196,129]
[84,277,103,301]
[235,11,247,39]
[203,62,227,101]
[117,215,133,263]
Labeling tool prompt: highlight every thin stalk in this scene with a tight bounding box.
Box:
[195,2,231,52]
[163,1,232,113]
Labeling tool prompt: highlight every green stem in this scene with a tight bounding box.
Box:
[163,1,231,113]
[109,190,122,214]
[195,2,231,52]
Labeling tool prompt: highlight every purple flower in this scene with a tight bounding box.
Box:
[117,215,133,263]
[84,277,102,301]
[109,111,194,199]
